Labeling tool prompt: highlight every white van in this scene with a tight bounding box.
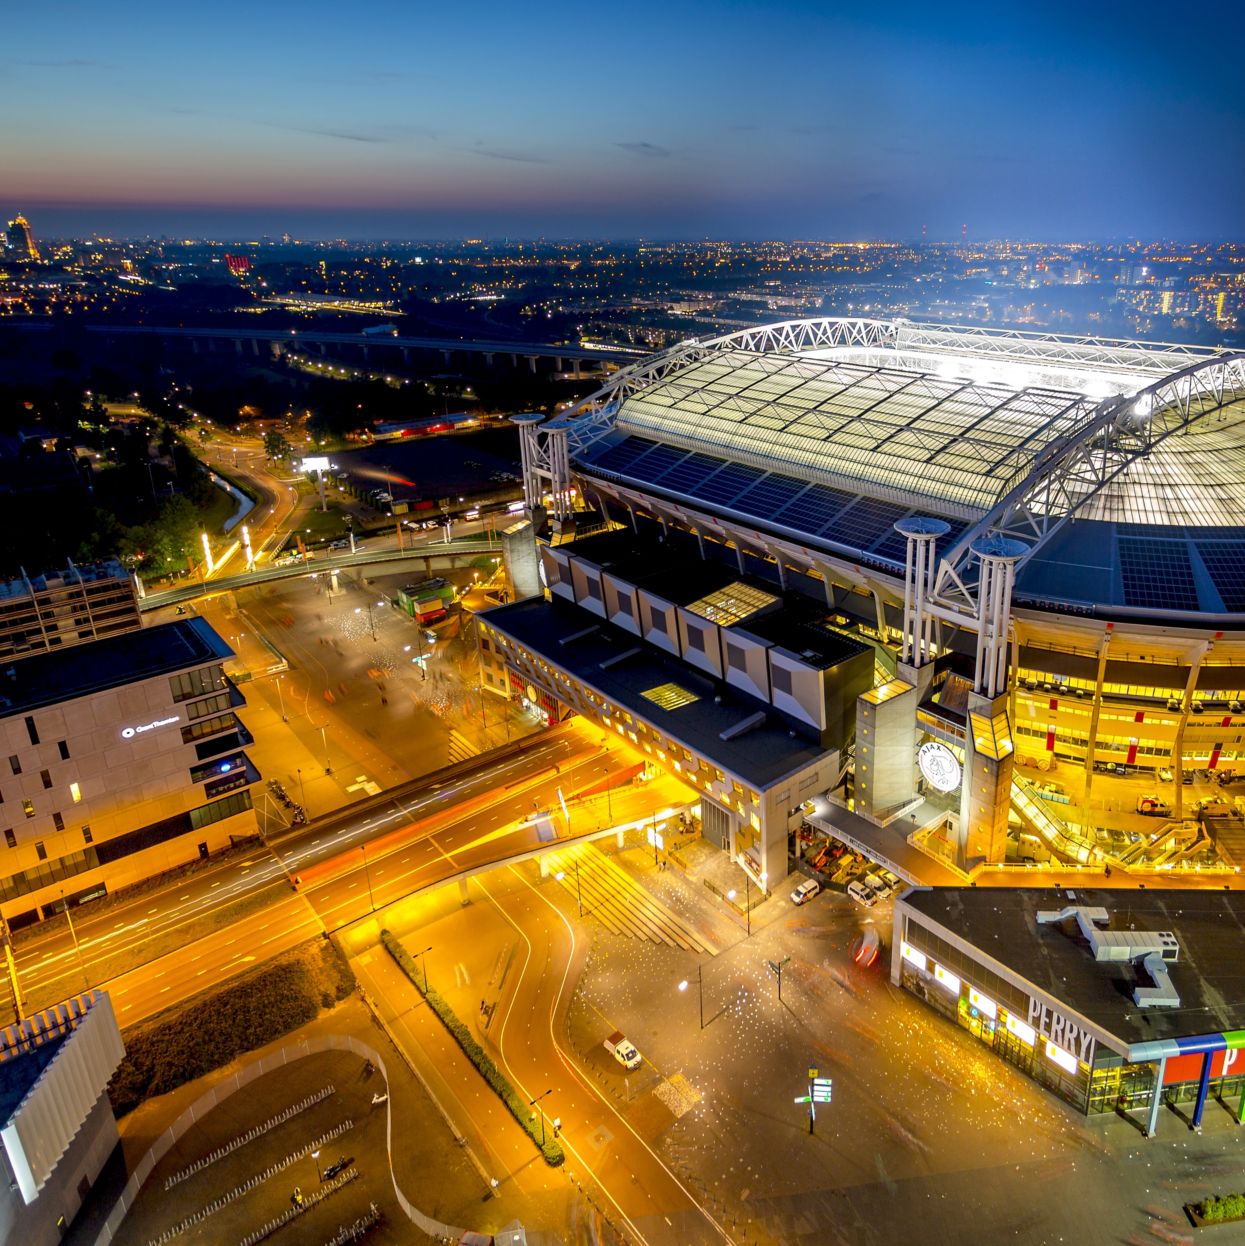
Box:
[846,879,877,907]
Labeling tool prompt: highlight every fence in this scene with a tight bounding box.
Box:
[93,1032,463,1245]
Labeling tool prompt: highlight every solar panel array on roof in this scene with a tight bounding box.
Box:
[1118,538,1200,612]
[1196,542,1245,612]
[578,435,964,564]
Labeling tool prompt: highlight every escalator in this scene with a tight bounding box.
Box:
[1011,775,1103,866]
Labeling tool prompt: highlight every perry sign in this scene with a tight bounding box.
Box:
[1027,997,1096,1065]
[121,715,180,740]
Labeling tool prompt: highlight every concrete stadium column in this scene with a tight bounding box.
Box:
[959,537,1028,867]
[529,356,538,373]
[894,517,950,665]
[855,680,918,821]
[511,353,519,367]
[1080,626,1114,815]
[501,519,542,601]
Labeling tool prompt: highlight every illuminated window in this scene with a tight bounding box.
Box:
[1045,1040,1078,1074]
[968,987,997,1020]
[640,682,699,711]
[1006,1013,1036,1045]
[933,964,960,995]
[70,782,82,804]
[970,710,1015,760]
[900,942,927,971]
[3,829,14,849]
[22,799,34,819]
[685,582,778,626]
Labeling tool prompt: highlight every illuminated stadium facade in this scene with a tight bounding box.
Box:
[482,319,1245,887]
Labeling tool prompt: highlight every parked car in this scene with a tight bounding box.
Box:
[790,878,821,906]
[864,872,893,900]
[1158,767,1174,783]
[846,880,877,907]
[604,1031,642,1070]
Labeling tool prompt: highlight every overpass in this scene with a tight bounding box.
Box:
[81,322,646,372]
[139,537,501,610]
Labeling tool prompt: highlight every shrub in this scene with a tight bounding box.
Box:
[1197,1193,1245,1223]
[109,938,355,1116]
[380,929,563,1166]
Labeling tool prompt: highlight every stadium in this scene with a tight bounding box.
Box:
[481,318,1245,889]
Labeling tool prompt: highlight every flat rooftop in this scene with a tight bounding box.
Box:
[557,527,868,670]
[0,617,233,718]
[482,595,831,791]
[901,886,1245,1049]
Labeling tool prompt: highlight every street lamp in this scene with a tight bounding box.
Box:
[678,963,705,1030]
[554,864,582,917]
[319,724,332,775]
[354,605,376,641]
[276,675,287,723]
[61,890,89,991]
[312,1149,322,1182]
[360,843,375,911]
[412,945,432,993]
[528,1088,553,1147]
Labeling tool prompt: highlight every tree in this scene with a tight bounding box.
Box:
[264,430,292,460]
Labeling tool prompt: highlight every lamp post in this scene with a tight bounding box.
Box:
[312,1149,322,1182]
[297,767,305,808]
[354,604,377,642]
[528,1088,553,1147]
[61,890,89,990]
[319,724,331,775]
[276,675,287,723]
[555,864,583,917]
[678,963,705,1030]
[412,945,432,993]
[360,843,375,911]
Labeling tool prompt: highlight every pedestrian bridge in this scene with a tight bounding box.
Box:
[139,538,501,610]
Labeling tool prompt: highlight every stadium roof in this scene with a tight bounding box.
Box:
[556,318,1245,617]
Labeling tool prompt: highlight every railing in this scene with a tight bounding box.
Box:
[1011,776,1102,865]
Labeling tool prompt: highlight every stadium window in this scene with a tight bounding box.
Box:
[3,829,14,849]
[22,799,34,819]
[58,740,70,760]
[40,769,52,790]
[24,716,39,746]
[35,841,46,861]
[52,812,64,832]
[9,756,20,776]
[70,782,81,803]
[82,825,93,845]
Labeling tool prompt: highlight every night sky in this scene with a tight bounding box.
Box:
[7,0,1244,240]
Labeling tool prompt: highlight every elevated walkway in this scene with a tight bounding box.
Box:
[802,804,965,887]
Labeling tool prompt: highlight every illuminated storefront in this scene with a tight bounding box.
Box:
[893,887,1245,1135]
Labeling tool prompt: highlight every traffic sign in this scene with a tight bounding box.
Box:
[812,1077,833,1103]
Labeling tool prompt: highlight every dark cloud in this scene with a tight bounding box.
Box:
[616,141,671,158]
[468,145,549,164]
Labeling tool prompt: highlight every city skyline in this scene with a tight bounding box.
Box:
[7,0,1245,240]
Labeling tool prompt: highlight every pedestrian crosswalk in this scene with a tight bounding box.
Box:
[545,844,717,955]
[447,729,479,766]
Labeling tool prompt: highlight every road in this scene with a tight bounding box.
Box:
[13,725,692,1026]
[357,863,727,1245]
